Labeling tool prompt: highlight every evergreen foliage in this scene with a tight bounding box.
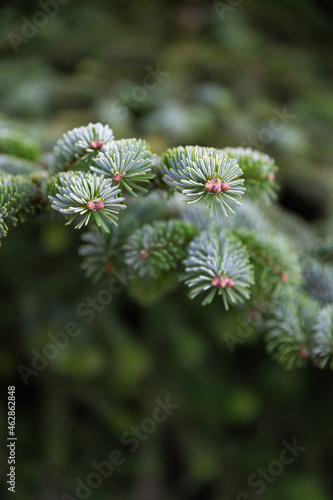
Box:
[0,127,40,161]
[224,147,279,203]
[303,259,333,304]
[0,154,40,176]
[1,121,332,370]
[311,304,333,369]
[91,138,155,195]
[183,228,254,308]
[79,217,138,282]
[51,123,114,173]
[48,172,125,231]
[0,174,36,243]
[265,293,318,370]
[233,228,302,295]
[162,146,245,217]
[124,220,198,277]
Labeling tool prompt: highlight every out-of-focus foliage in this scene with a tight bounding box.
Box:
[0,0,333,499]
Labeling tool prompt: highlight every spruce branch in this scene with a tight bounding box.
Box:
[0,174,36,242]
[222,199,271,233]
[265,294,319,369]
[183,228,254,309]
[0,195,10,240]
[0,154,41,177]
[2,119,331,372]
[127,191,172,224]
[162,146,245,218]
[0,128,40,161]
[124,220,199,277]
[311,305,333,369]
[49,172,125,232]
[79,217,138,283]
[303,259,333,304]
[224,147,278,203]
[258,202,313,254]
[90,139,155,196]
[51,123,114,173]
[234,228,302,295]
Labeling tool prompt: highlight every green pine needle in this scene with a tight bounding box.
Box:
[265,294,319,370]
[183,228,254,309]
[311,305,333,369]
[91,138,155,196]
[51,123,114,173]
[124,220,199,277]
[162,146,245,218]
[224,147,279,203]
[49,172,125,232]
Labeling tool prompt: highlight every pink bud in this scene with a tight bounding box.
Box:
[220,278,228,288]
[113,173,122,182]
[248,309,258,319]
[105,262,112,273]
[94,200,104,211]
[140,250,148,260]
[220,182,231,192]
[211,277,220,287]
[205,178,222,194]
[89,140,104,150]
[299,347,309,358]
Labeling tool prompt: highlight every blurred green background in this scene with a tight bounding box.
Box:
[1,0,333,499]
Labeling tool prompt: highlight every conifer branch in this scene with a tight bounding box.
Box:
[51,123,114,173]
[91,138,155,195]
[183,228,254,309]
[0,154,41,176]
[49,172,125,232]
[265,294,319,369]
[0,128,41,161]
[303,259,333,304]
[0,174,36,243]
[1,121,332,370]
[311,305,333,369]
[124,220,198,277]
[162,146,245,218]
[79,217,138,282]
[224,147,278,203]
[234,227,302,295]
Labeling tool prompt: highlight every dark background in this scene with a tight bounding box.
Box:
[0,0,333,499]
